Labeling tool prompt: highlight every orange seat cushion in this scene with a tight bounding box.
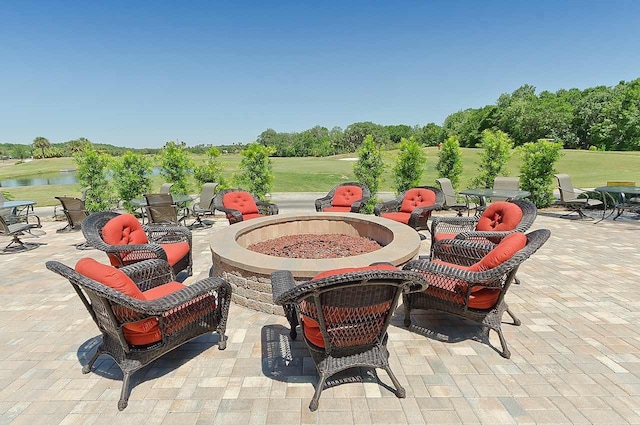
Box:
[322,206,352,213]
[433,232,457,242]
[159,242,190,266]
[400,188,436,213]
[241,213,265,221]
[331,186,363,208]
[476,202,523,232]
[223,191,259,215]
[300,264,397,347]
[381,212,410,224]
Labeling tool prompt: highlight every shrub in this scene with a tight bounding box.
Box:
[194,146,227,191]
[236,143,274,200]
[471,129,513,188]
[393,137,426,194]
[436,135,463,188]
[74,145,113,212]
[157,141,194,195]
[354,135,384,213]
[112,151,153,213]
[518,139,563,208]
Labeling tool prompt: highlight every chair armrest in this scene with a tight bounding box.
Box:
[315,195,333,212]
[403,257,506,290]
[257,201,278,215]
[100,243,169,262]
[271,270,296,305]
[431,216,478,235]
[139,276,232,315]
[349,195,370,213]
[374,199,399,215]
[455,230,514,243]
[144,224,192,245]
[216,205,243,222]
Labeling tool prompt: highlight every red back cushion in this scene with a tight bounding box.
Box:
[75,258,144,299]
[400,188,436,213]
[476,202,523,232]
[469,232,527,272]
[223,191,259,215]
[102,214,148,246]
[331,185,363,208]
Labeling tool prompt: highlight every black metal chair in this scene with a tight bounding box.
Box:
[190,182,218,228]
[55,196,89,232]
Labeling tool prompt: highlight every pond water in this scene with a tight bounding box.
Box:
[0,168,161,188]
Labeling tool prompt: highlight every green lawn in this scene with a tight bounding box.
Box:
[1,148,639,206]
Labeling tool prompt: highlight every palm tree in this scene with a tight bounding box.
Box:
[32,137,51,159]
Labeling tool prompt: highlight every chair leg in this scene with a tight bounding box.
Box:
[403,304,411,327]
[383,365,406,398]
[506,307,521,326]
[118,371,133,411]
[495,327,511,359]
[82,349,101,374]
[283,305,298,340]
[309,373,329,411]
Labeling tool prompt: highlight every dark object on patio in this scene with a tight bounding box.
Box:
[314,182,371,213]
[271,265,427,411]
[430,199,537,255]
[55,196,89,232]
[374,186,444,232]
[554,174,603,219]
[213,189,279,225]
[46,258,231,410]
[190,182,218,228]
[0,214,42,253]
[144,193,187,226]
[436,178,476,216]
[403,229,550,358]
[82,211,193,277]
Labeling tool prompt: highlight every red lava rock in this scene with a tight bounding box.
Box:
[247,233,382,259]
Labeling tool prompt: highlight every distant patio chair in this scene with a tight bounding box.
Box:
[190,183,218,228]
[144,193,187,226]
[554,174,603,219]
[314,182,370,213]
[436,178,475,216]
[160,183,173,194]
[0,214,42,253]
[374,186,444,232]
[491,177,520,201]
[271,264,427,411]
[55,196,89,232]
[46,258,231,410]
[213,189,278,225]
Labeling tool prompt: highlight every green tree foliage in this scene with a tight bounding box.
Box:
[393,137,426,194]
[354,135,384,213]
[414,122,443,146]
[32,136,51,159]
[11,144,30,160]
[385,124,414,143]
[157,141,194,195]
[112,151,153,213]
[236,143,274,200]
[193,146,227,190]
[436,135,464,188]
[471,130,513,188]
[518,139,563,208]
[74,144,112,212]
[343,122,390,152]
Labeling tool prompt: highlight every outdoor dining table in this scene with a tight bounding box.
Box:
[0,199,36,220]
[594,185,640,222]
[459,188,531,208]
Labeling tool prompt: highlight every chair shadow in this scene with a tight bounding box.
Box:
[260,324,393,393]
[76,333,221,388]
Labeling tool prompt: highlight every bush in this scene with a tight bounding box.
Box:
[471,129,513,188]
[74,145,113,212]
[194,146,227,191]
[354,135,384,213]
[393,137,426,194]
[436,135,463,188]
[157,141,194,195]
[236,143,274,200]
[112,151,153,213]
[518,139,563,208]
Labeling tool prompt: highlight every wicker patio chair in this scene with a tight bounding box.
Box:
[554,174,603,219]
[430,199,537,255]
[314,182,370,213]
[271,265,427,411]
[213,189,279,225]
[46,258,231,410]
[436,178,476,216]
[403,229,550,358]
[374,186,444,232]
[190,182,218,228]
[55,196,89,232]
[82,211,193,277]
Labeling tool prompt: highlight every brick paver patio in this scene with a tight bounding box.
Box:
[1,199,639,424]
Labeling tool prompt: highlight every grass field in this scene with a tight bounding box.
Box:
[1,148,639,206]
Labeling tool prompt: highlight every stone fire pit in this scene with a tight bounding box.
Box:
[210,212,421,314]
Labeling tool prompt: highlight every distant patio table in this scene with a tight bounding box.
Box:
[595,185,640,222]
[459,188,531,208]
[0,200,37,223]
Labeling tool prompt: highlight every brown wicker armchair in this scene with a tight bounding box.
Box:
[82,211,193,277]
[430,199,537,255]
[403,229,550,358]
[374,186,444,232]
[213,189,278,225]
[314,182,370,213]
[46,258,231,410]
[271,265,427,411]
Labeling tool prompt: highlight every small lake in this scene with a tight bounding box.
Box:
[1,168,161,188]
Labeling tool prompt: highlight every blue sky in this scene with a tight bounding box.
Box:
[2,0,639,149]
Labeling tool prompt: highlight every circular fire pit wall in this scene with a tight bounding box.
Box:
[210,213,421,314]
